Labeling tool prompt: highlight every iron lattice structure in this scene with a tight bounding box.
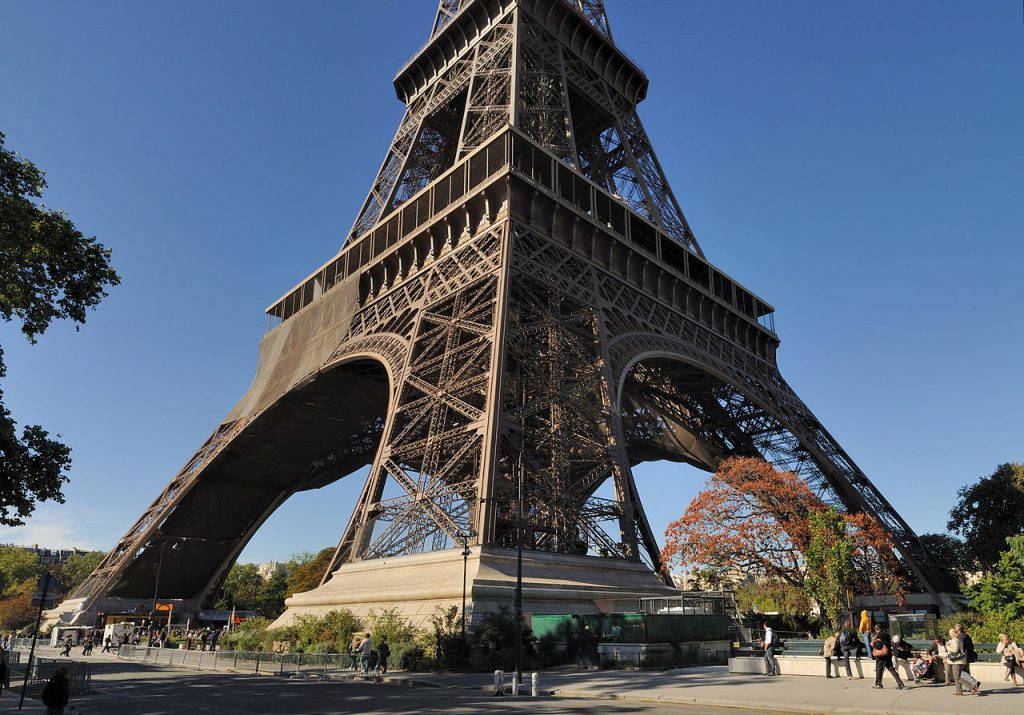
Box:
[64,0,954,622]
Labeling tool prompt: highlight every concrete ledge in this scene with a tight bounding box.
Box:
[730,655,1017,684]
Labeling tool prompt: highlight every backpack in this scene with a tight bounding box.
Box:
[839,630,853,647]
[770,631,781,648]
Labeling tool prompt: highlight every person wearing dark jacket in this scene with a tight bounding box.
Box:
[870,624,906,689]
[42,667,70,715]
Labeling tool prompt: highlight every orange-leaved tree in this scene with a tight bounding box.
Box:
[661,457,906,623]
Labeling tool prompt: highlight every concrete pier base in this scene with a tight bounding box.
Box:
[272,546,677,629]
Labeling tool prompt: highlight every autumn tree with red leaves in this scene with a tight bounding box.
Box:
[662,457,906,626]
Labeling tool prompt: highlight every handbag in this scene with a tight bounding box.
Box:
[871,643,889,658]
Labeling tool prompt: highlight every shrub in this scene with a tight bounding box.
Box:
[292,610,361,654]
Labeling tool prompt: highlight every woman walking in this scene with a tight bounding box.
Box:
[946,628,977,695]
[996,633,1023,685]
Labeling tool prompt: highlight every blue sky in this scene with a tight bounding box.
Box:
[0,1,1021,565]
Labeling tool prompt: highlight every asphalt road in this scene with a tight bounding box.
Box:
[1,661,767,715]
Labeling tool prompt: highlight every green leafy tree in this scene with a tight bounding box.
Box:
[967,535,1024,620]
[918,533,972,586]
[803,508,854,629]
[947,463,1024,572]
[734,579,813,616]
[56,550,105,599]
[0,545,46,597]
[0,132,120,525]
[216,563,263,611]
[255,571,289,619]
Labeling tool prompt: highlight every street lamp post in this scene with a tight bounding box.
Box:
[513,460,524,685]
[461,533,472,639]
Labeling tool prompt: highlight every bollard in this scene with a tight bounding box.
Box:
[493,669,504,696]
[531,672,539,697]
[511,671,519,696]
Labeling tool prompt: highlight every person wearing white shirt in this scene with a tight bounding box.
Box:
[761,622,778,676]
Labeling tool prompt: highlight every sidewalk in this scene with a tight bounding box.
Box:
[13,645,1024,715]
[381,665,1024,715]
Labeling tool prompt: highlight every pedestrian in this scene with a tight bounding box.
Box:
[996,633,1022,685]
[41,666,70,715]
[954,623,977,674]
[760,622,778,676]
[925,635,949,684]
[209,627,220,652]
[869,623,905,690]
[891,635,913,681]
[945,627,976,695]
[0,649,10,697]
[80,630,93,656]
[199,629,208,652]
[858,610,873,659]
[59,633,73,658]
[837,619,858,679]
[821,631,839,678]
[359,633,373,673]
[376,636,390,675]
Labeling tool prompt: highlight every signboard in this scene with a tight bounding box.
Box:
[154,603,174,612]
[31,591,55,609]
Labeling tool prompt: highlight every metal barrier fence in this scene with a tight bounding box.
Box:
[29,657,93,694]
[118,645,368,679]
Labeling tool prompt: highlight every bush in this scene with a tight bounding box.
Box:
[938,612,1024,645]
[292,610,361,654]
[220,617,274,651]
[399,644,434,671]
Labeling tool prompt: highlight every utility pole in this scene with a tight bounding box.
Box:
[513,458,524,685]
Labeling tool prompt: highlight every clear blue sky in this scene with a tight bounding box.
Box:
[1,1,1021,565]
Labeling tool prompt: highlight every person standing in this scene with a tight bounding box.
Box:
[760,622,778,676]
[0,649,10,698]
[837,620,858,679]
[870,623,905,690]
[996,633,1022,685]
[858,610,873,659]
[41,667,70,715]
[209,627,220,652]
[822,632,839,678]
[199,629,208,652]
[359,632,373,674]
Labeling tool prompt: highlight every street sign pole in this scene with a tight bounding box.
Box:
[19,572,55,711]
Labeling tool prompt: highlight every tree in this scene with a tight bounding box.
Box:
[0,132,120,525]
[285,547,334,597]
[0,545,46,598]
[662,457,906,621]
[0,595,35,630]
[255,571,289,619]
[967,535,1024,620]
[803,508,854,627]
[918,533,972,586]
[216,563,263,611]
[56,551,106,599]
[947,463,1024,572]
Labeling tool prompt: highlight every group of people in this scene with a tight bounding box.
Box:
[181,627,223,651]
[350,633,391,675]
[763,615,1024,697]
[58,629,131,657]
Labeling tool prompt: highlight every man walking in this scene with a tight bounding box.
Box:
[870,623,905,689]
[761,622,778,676]
[59,633,73,658]
[376,636,390,675]
[822,631,839,678]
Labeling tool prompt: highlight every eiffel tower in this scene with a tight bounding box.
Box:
[52,0,955,628]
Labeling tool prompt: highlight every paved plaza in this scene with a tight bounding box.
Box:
[3,645,1022,714]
